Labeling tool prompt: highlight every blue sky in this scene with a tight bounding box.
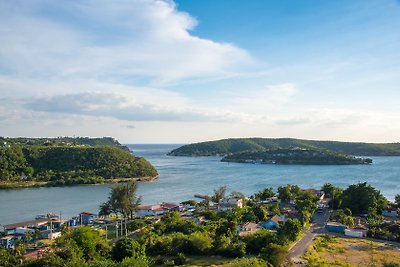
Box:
[0,0,399,143]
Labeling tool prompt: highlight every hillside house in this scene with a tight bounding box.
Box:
[218,198,243,211]
[382,208,398,218]
[2,219,49,235]
[0,236,15,249]
[326,222,346,234]
[137,202,180,217]
[238,222,262,237]
[79,212,97,225]
[262,215,286,229]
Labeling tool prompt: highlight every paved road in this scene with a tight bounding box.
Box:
[287,209,330,265]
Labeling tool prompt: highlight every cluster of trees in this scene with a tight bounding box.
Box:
[1,137,128,150]
[0,146,157,185]
[322,182,388,215]
[137,209,302,266]
[0,146,33,180]
[1,227,151,267]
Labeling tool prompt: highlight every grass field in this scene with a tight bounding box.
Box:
[305,235,400,267]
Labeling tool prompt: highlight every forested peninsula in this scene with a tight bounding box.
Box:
[168,138,400,157]
[0,137,158,189]
[221,148,372,165]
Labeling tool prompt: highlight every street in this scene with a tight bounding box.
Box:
[287,209,330,265]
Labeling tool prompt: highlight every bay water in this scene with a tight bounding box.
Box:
[0,144,399,225]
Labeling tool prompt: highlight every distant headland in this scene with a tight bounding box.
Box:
[0,137,158,189]
[167,137,400,165]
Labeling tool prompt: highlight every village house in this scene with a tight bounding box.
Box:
[345,227,367,238]
[79,212,97,225]
[2,219,49,235]
[382,207,399,218]
[136,202,180,217]
[40,230,62,240]
[326,222,347,234]
[262,215,286,229]
[0,235,15,249]
[237,222,262,237]
[217,197,243,211]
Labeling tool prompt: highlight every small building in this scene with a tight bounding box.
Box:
[2,219,49,235]
[0,236,15,249]
[238,222,262,237]
[79,212,97,225]
[15,227,35,235]
[40,230,62,240]
[382,209,398,218]
[49,219,65,229]
[218,198,243,211]
[326,222,346,234]
[262,215,286,230]
[345,228,367,238]
[136,202,180,217]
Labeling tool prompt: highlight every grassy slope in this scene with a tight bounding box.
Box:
[305,236,400,267]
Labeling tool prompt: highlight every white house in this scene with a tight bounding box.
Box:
[136,202,180,217]
[218,198,243,211]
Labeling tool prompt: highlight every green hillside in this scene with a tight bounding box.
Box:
[0,146,158,187]
[0,136,130,151]
[168,138,400,156]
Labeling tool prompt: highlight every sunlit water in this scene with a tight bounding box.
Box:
[0,144,399,225]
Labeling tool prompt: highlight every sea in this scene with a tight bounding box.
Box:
[0,144,399,225]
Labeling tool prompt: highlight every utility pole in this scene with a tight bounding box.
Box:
[115,221,118,239]
[105,224,108,240]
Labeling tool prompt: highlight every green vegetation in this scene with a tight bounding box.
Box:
[1,136,130,150]
[168,137,400,156]
[221,148,372,165]
[305,236,400,267]
[0,146,157,187]
[100,182,142,219]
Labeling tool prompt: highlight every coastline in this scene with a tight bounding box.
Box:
[0,175,159,190]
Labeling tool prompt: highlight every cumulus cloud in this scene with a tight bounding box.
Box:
[0,0,251,83]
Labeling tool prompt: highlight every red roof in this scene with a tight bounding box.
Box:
[161,202,179,209]
[137,205,154,210]
[79,212,94,216]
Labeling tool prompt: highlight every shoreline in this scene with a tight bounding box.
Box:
[0,175,159,190]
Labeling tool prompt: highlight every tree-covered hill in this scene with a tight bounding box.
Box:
[221,148,372,165]
[168,138,400,156]
[0,136,130,151]
[0,146,158,187]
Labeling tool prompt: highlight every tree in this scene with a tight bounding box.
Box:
[100,182,141,219]
[260,243,287,267]
[395,194,400,207]
[322,183,343,209]
[277,184,300,202]
[212,185,227,202]
[0,242,26,267]
[340,182,388,215]
[253,187,275,201]
[112,238,148,262]
[57,226,110,261]
[188,231,213,254]
[277,219,302,243]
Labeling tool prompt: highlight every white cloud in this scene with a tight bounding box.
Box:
[0,0,251,83]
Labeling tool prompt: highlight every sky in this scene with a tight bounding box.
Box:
[1,0,400,144]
